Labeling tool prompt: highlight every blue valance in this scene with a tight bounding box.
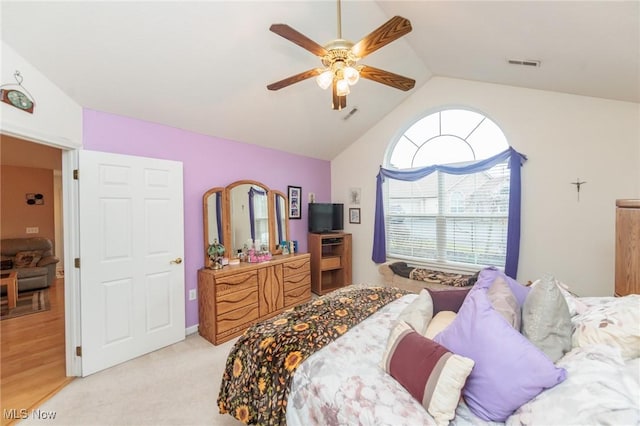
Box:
[372,147,527,278]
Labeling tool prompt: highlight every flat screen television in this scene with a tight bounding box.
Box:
[308,203,344,233]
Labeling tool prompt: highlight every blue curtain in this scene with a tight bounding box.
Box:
[372,147,527,278]
[248,187,267,241]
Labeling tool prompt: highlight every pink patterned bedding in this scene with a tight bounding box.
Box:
[287,293,485,425]
[286,293,640,425]
[218,284,639,425]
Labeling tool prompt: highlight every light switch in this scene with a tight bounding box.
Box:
[26,227,39,234]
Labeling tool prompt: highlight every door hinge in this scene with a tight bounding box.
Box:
[74,258,80,268]
[76,346,82,357]
[73,169,79,180]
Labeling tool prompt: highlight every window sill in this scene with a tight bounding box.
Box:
[384,255,499,276]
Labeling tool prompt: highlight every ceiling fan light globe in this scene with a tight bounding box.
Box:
[316,70,333,90]
[336,79,350,96]
[344,66,360,85]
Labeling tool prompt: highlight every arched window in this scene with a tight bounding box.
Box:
[382,108,514,271]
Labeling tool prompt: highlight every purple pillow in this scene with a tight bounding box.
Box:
[425,287,471,314]
[434,285,567,422]
[474,267,530,306]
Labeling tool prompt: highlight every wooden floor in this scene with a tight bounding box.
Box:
[0,278,72,426]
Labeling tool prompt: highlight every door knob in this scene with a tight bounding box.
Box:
[170,257,183,264]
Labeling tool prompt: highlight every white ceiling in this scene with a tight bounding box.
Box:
[2,1,638,160]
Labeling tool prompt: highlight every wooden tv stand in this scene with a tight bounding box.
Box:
[308,232,352,295]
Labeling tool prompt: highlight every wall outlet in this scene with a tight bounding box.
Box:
[189,289,197,301]
[308,192,315,203]
[26,227,39,234]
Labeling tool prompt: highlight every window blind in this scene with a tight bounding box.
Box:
[386,161,510,268]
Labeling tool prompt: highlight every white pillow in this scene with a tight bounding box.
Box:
[424,311,457,339]
[397,289,433,335]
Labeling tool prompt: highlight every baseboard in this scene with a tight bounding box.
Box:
[185,324,199,335]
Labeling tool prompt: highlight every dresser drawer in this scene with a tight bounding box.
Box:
[284,283,311,307]
[217,303,259,334]
[284,269,311,308]
[217,286,259,315]
[215,270,258,295]
[284,270,311,289]
[283,257,310,277]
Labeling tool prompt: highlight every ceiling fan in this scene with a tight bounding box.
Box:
[267,0,416,111]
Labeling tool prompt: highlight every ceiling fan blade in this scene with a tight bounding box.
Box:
[359,65,416,91]
[267,68,323,91]
[332,80,347,111]
[270,24,329,57]
[351,16,412,58]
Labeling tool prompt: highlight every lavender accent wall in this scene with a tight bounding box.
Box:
[83,109,331,328]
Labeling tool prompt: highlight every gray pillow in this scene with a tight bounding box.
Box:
[397,289,433,335]
[522,275,572,362]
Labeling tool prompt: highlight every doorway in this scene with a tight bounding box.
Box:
[0,135,70,422]
[1,132,186,384]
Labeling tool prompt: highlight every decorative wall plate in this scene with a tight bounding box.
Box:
[1,89,34,113]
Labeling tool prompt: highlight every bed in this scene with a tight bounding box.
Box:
[218,268,640,425]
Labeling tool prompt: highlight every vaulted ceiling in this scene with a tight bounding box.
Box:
[2,1,638,160]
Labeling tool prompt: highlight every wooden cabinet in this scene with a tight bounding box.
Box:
[198,253,311,344]
[308,232,352,295]
[615,199,640,296]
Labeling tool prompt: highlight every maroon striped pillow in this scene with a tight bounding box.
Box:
[382,321,474,425]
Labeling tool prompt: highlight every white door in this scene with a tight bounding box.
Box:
[78,150,185,376]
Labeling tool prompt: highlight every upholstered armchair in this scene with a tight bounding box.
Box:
[0,237,60,293]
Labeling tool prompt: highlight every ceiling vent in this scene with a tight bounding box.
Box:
[508,59,541,67]
[343,107,358,121]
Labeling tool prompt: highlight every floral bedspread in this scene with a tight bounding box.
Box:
[217,285,408,425]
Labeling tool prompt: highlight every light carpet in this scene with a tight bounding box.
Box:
[19,333,243,426]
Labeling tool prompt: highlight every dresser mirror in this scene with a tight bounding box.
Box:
[273,190,288,246]
[202,180,290,265]
[228,180,271,255]
[203,187,225,250]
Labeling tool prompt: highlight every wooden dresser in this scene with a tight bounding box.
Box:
[615,199,640,296]
[198,253,311,344]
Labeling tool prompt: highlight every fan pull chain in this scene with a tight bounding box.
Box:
[337,0,342,39]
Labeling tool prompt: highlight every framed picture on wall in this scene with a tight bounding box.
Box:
[349,187,361,205]
[349,208,361,224]
[288,186,302,219]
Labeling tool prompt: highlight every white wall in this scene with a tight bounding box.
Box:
[332,76,640,297]
[1,41,82,148]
